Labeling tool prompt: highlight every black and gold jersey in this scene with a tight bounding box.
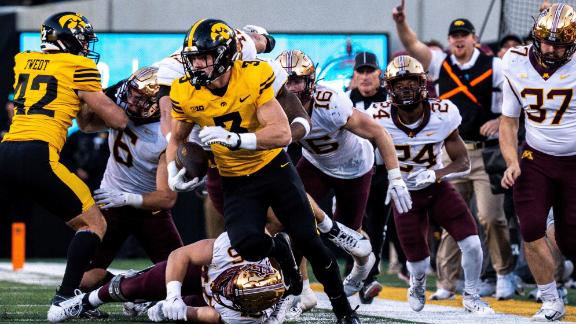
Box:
[3,51,102,152]
[170,59,279,177]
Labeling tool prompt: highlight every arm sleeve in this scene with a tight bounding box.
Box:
[73,59,102,92]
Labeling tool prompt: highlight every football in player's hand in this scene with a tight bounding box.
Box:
[175,142,209,180]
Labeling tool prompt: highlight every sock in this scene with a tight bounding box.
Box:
[88,288,104,307]
[538,281,559,302]
[302,279,311,291]
[58,230,100,296]
[457,235,482,295]
[406,257,429,285]
[317,213,333,233]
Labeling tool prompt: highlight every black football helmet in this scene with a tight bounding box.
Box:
[181,19,238,87]
[40,12,100,63]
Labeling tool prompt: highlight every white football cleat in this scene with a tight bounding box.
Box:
[407,275,426,312]
[531,298,565,321]
[123,301,156,317]
[429,288,455,300]
[343,253,376,296]
[299,285,317,311]
[326,222,371,258]
[496,273,516,300]
[462,293,495,315]
[267,295,295,324]
[47,290,84,322]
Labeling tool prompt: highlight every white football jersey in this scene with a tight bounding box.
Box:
[202,232,273,324]
[299,84,374,179]
[366,99,462,190]
[502,45,576,156]
[100,120,167,194]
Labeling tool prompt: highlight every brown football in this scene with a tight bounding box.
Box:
[175,142,209,180]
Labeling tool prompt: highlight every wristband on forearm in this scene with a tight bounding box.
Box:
[166,281,182,299]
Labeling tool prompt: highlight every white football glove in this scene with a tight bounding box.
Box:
[385,168,413,214]
[94,188,143,209]
[405,169,437,191]
[147,301,166,322]
[199,126,240,149]
[167,161,200,192]
[162,296,187,321]
[242,24,269,35]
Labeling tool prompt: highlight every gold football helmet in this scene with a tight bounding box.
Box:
[384,55,428,107]
[211,263,285,315]
[276,49,316,103]
[120,66,160,124]
[532,3,576,68]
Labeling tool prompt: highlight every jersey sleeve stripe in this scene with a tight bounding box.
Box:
[74,73,101,78]
[75,78,102,83]
[259,77,276,94]
[75,68,99,73]
[259,73,275,86]
[172,106,184,113]
[504,76,522,106]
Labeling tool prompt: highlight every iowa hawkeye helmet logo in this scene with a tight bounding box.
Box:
[57,13,87,29]
[210,23,232,42]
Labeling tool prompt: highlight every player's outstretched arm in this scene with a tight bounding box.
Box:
[276,85,311,142]
[76,102,107,132]
[344,109,399,171]
[78,90,128,130]
[392,0,433,70]
[143,152,178,210]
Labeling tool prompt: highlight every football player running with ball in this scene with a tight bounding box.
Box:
[0,12,128,322]
[166,19,360,323]
[367,55,493,315]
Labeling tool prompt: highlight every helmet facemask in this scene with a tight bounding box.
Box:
[531,3,576,70]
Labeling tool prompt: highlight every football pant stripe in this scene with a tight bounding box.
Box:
[48,145,95,213]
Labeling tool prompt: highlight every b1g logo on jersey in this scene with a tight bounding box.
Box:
[192,105,205,111]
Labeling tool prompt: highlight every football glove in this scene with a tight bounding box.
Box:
[406,169,437,190]
[385,168,412,214]
[162,297,187,321]
[199,126,257,150]
[147,301,166,322]
[94,188,143,209]
[167,161,200,192]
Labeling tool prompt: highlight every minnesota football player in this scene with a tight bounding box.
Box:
[0,12,127,322]
[368,55,493,314]
[500,3,576,320]
[277,49,411,296]
[54,231,296,323]
[167,19,360,323]
[77,67,183,307]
